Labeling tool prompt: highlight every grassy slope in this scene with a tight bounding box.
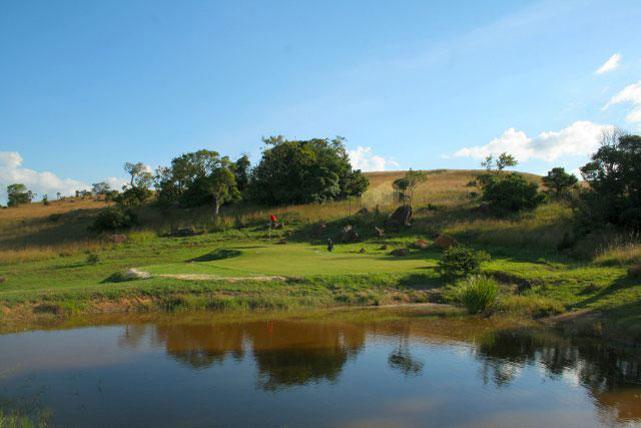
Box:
[0,170,639,340]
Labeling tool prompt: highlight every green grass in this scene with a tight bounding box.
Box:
[1,169,640,343]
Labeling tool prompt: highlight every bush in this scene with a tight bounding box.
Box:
[457,275,499,314]
[481,173,544,214]
[85,252,100,264]
[437,245,490,280]
[91,207,137,232]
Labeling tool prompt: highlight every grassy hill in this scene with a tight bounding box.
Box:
[1,169,640,341]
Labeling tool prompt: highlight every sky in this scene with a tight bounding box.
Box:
[1,0,641,202]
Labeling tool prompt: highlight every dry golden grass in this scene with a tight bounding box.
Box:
[593,238,641,266]
[0,198,109,253]
[0,169,550,258]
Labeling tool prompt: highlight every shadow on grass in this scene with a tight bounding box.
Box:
[573,275,639,310]
[398,272,442,290]
[187,248,242,262]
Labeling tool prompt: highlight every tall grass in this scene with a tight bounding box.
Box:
[457,275,499,314]
[444,203,573,251]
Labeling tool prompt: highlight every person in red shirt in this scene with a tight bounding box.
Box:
[270,214,277,228]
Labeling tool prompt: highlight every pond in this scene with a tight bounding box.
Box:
[0,311,640,427]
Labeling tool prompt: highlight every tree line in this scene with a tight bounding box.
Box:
[5,131,641,237]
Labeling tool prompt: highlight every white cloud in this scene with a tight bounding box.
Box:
[604,80,641,123]
[348,146,399,171]
[0,151,90,202]
[453,121,614,162]
[595,53,621,75]
[0,151,131,202]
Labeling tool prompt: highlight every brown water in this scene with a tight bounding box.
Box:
[0,312,640,427]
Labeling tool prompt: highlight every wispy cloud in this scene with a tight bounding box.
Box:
[604,80,641,123]
[452,121,614,162]
[595,53,621,75]
[348,146,399,171]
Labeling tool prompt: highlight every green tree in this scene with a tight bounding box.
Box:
[124,162,153,189]
[480,152,517,174]
[392,169,427,207]
[496,152,517,172]
[233,154,251,193]
[580,133,641,230]
[7,183,33,207]
[119,162,153,206]
[542,167,578,199]
[92,182,111,195]
[249,136,368,205]
[155,150,240,215]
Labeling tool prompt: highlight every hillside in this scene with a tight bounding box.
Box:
[0,169,639,342]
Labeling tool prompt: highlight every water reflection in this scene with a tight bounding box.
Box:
[121,320,366,390]
[1,316,640,427]
[474,329,641,424]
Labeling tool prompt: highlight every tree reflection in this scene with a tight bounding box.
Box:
[142,320,365,389]
[475,329,641,423]
[387,331,424,377]
[247,322,365,391]
[152,324,245,369]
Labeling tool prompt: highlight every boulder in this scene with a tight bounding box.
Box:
[358,247,366,254]
[276,238,288,245]
[110,234,128,244]
[434,234,457,250]
[122,268,151,280]
[387,205,412,227]
[341,224,360,243]
[628,264,641,279]
[314,222,327,237]
[412,239,430,250]
[390,248,409,257]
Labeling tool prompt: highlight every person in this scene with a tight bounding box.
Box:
[327,238,334,252]
[270,214,277,228]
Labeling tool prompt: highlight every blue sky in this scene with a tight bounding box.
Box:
[1,0,641,201]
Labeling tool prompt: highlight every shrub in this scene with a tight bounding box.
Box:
[481,173,544,214]
[85,252,100,265]
[457,275,499,314]
[437,245,490,280]
[91,207,137,232]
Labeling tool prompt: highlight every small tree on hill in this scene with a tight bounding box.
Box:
[92,182,111,196]
[7,183,33,207]
[542,167,578,200]
[496,153,517,173]
[392,169,427,207]
[119,162,153,206]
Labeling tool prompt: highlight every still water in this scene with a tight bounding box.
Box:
[0,312,640,427]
